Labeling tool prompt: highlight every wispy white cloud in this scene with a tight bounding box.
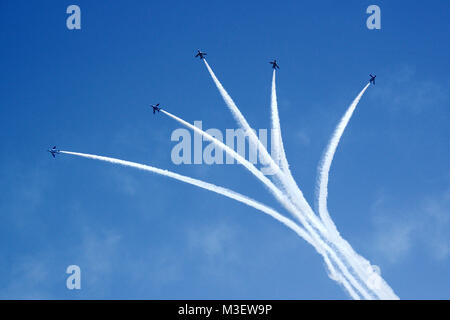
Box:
[0,254,54,299]
[369,65,448,114]
[373,218,415,264]
[371,188,450,263]
[422,189,450,260]
[186,222,239,262]
[295,130,311,146]
[109,169,140,196]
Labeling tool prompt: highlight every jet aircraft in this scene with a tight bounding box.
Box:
[48,146,60,158]
[195,49,207,59]
[270,60,280,69]
[151,103,162,114]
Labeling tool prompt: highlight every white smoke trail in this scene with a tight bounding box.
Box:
[203,62,396,299]
[316,83,370,233]
[60,151,313,244]
[203,60,282,176]
[60,150,361,299]
[270,69,290,173]
[269,72,383,298]
[202,61,369,297]
[203,59,326,239]
[202,61,379,297]
[160,109,373,299]
[268,71,398,299]
[269,69,313,221]
[314,83,400,299]
[161,109,329,233]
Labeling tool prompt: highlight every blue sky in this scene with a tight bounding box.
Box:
[0,0,449,299]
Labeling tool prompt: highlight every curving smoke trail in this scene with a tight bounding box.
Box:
[201,61,380,298]
[203,61,399,299]
[269,71,379,298]
[203,60,282,175]
[269,76,398,299]
[270,69,290,173]
[160,109,373,299]
[60,151,313,245]
[203,59,326,240]
[200,61,379,298]
[59,62,399,299]
[316,83,371,233]
[313,83,399,299]
[60,150,360,299]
